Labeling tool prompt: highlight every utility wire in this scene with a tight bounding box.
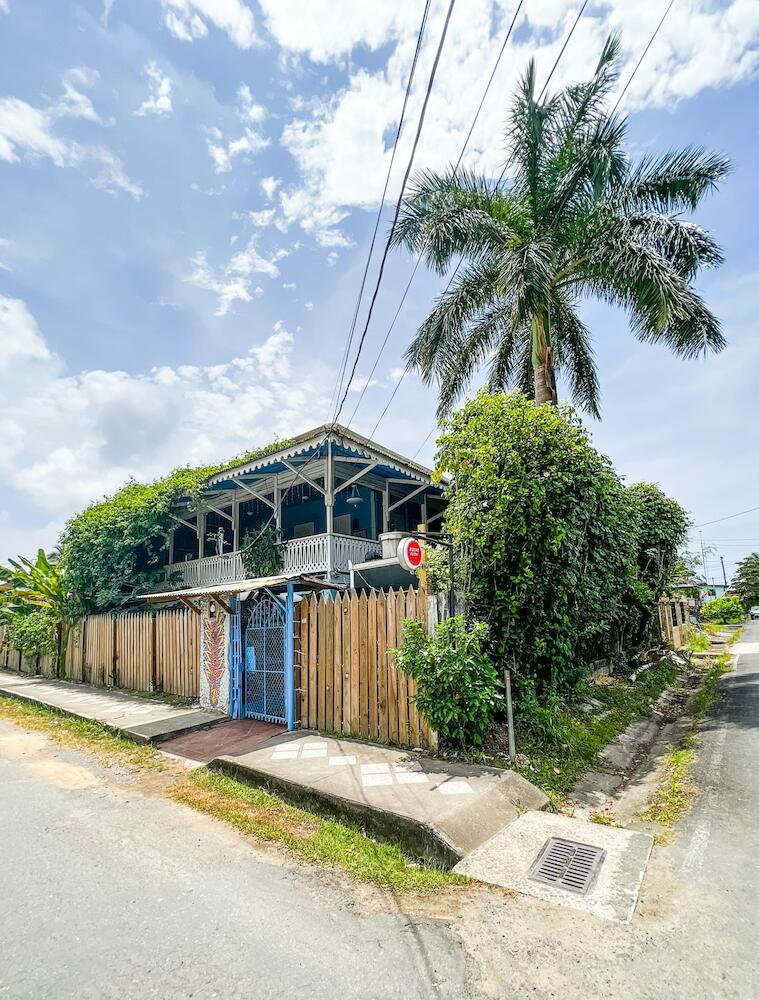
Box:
[374,0,589,437]
[332,0,458,426]
[327,0,433,420]
[333,0,456,424]
[694,505,759,528]
[610,0,677,114]
[349,0,527,429]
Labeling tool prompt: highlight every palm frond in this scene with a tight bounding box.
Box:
[621,147,731,214]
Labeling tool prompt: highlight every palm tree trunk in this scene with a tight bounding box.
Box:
[531,314,557,406]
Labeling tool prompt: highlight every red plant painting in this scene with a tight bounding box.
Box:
[202,615,226,708]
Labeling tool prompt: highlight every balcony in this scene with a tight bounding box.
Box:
[167,532,382,589]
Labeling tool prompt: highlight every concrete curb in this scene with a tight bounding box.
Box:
[0,680,227,747]
[208,755,463,868]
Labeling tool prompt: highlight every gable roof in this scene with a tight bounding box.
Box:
[206,423,442,488]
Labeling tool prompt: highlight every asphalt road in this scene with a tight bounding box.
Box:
[2,625,758,999]
[0,726,473,1000]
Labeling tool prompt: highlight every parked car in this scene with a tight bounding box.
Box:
[750,606,759,619]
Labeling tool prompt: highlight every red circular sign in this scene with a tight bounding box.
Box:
[398,537,424,571]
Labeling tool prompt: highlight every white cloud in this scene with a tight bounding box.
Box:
[258,1,415,63]
[0,295,331,532]
[185,238,289,315]
[50,68,103,123]
[304,300,313,311]
[135,62,173,117]
[326,251,339,266]
[0,72,142,199]
[260,175,280,200]
[205,84,268,172]
[248,208,276,227]
[162,0,258,49]
[101,0,116,25]
[277,0,759,245]
[281,281,296,290]
[0,1,8,13]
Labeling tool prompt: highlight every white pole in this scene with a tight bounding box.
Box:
[505,668,516,765]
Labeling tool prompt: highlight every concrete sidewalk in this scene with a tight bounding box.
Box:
[211,732,548,866]
[0,670,225,744]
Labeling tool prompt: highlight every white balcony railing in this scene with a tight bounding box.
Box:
[167,533,381,588]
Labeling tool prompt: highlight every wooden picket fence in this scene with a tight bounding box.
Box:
[0,609,200,699]
[295,586,435,750]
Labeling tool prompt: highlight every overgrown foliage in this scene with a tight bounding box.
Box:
[699,595,743,625]
[240,525,283,579]
[4,609,59,659]
[435,391,688,705]
[0,549,82,676]
[396,616,502,747]
[61,440,291,612]
[732,552,759,609]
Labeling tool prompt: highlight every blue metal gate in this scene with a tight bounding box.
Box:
[243,593,287,724]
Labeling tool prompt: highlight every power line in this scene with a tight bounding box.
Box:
[327,0,433,420]
[610,0,677,114]
[332,0,458,426]
[375,0,590,437]
[350,0,527,430]
[694,505,759,528]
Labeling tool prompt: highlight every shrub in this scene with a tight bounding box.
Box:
[396,616,502,747]
[700,595,743,625]
[5,609,59,659]
[240,525,283,578]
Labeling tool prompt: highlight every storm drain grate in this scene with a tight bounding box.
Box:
[529,837,606,895]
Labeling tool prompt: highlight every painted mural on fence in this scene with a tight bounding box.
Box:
[201,611,226,709]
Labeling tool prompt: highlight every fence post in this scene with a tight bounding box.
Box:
[151,613,158,691]
[111,615,118,687]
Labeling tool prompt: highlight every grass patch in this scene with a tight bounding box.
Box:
[693,653,733,719]
[727,628,744,647]
[639,652,734,837]
[686,631,710,652]
[509,657,681,798]
[171,767,468,892]
[0,694,162,770]
[640,733,698,830]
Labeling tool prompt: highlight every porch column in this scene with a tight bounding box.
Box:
[382,481,390,533]
[284,582,295,731]
[274,473,282,534]
[325,440,334,578]
[197,512,205,559]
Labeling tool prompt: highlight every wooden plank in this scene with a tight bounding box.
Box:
[297,599,308,726]
[396,589,409,747]
[317,597,327,732]
[386,589,398,745]
[350,592,360,737]
[358,592,369,739]
[324,596,334,733]
[332,595,342,735]
[376,591,388,744]
[341,595,351,735]
[368,591,378,740]
[308,594,318,730]
[406,587,421,748]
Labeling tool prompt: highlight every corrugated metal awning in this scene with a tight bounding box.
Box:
[142,573,343,603]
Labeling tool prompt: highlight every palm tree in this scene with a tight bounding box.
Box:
[0,549,81,678]
[392,36,729,417]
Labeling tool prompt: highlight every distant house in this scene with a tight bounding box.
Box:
[164,423,446,590]
[672,577,728,606]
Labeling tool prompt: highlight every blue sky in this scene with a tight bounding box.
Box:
[1,0,758,583]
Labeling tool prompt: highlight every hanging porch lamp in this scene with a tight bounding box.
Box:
[346,485,363,507]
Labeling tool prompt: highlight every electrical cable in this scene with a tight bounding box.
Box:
[332,0,459,426]
[327,0,433,420]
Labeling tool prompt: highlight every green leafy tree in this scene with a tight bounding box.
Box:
[732,553,759,608]
[0,549,82,677]
[435,391,642,699]
[392,36,729,417]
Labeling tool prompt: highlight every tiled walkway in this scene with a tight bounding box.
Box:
[212,732,548,865]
